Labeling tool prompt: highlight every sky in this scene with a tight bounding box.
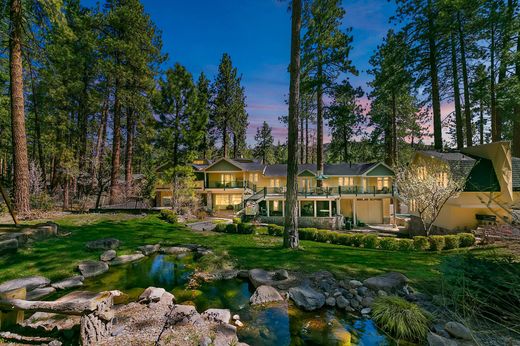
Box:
[82,0,400,143]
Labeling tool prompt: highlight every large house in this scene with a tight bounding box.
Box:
[410,141,520,232]
[155,158,395,229]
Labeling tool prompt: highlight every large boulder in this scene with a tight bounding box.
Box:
[26,287,56,300]
[85,238,120,251]
[52,276,84,290]
[202,308,231,324]
[248,268,298,290]
[444,322,472,341]
[138,244,160,256]
[427,332,458,346]
[0,238,18,254]
[250,285,284,305]
[100,249,116,262]
[160,246,191,255]
[138,287,166,304]
[0,275,50,294]
[288,285,325,311]
[168,304,205,326]
[110,253,145,265]
[363,272,409,292]
[77,260,109,278]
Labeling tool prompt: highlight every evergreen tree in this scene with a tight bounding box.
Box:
[301,0,357,184]
[195,73,213,159]
[254,121,275,164]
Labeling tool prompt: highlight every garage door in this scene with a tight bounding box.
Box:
[357,200,383,224]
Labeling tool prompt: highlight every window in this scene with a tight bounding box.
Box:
[301,178,312,189]
[250,173,259,183]
[339,177,354,186]
[272,200,280,211]
[221,174,235,185]
[214,194,242,207]
[270,178,280,187]
[377,177,389,190]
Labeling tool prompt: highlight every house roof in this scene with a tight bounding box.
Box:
[262,162,387,177]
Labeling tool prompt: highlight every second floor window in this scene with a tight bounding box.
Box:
[270,178,280,187]
[221,174,235,184]
[339,177,354,186]
[250,173,258,183]
[377,177,390,190]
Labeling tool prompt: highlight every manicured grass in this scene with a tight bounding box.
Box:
[0,213,479,291]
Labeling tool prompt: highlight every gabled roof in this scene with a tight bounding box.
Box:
[262,162,391,177]
[204,157,266,172]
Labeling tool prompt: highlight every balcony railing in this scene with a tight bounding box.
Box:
[258,185,393,197]
[205,181,247,189]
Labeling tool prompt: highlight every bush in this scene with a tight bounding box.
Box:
[232,217,242,224]
[429,235,445,251]
[459,233,476,247]
[267,224,284,236]
[160,209,178,223]
[372,296,429,342]
[444,235,460,250]
[398,239,414,251]
[225,223,238,234]
[315,229,337,243]
[413,236,430,251]
[379,237,400,250]
[362,234,380,249]
[298,228,318,241]
[350,234,365,247]
[237,223,254,234]
[336,233,353,246]
[214,223,227,233]
[255,226,268,235]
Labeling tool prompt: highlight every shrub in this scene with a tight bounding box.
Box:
[267,224,284,236]
[458,233,476,247]
[444,235,460,250]
[362,234,380,249]
[379,237,400,250]
[372,296,429,342]
[225,223,238,234]
[214,223,227,233]
[429,235,445,251]
[232,217,242,224]
[255,226,268,235]
[336,233,353,246]
[350,234,365,247]
[160,209,178,223]
[237,223,254,234]
[413,236,430,251]
[315,229,335,243]
[298,228,318,241]
[398,239,414,251]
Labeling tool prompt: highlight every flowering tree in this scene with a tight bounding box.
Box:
[159,166,200,216]
[395,157,467,235]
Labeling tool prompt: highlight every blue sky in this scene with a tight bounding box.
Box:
[82,0,399,143]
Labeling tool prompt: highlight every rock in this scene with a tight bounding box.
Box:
[0,275,50,293]
[26,287,56,300]
[100,250,116,262]
[361,307,371,315]
[235,320,244,327]
[362,296,374,308]
[350,299,360,309]
[336,295,349,309]
[213,323,238,346]
[232,314,240,321]
[349,280,363,288]
[273,269,289,281]
[138,244,160,256]
[0,232,27,245]
[249,285,284,305]
[202,308,231,324]
[363,272,409,292]
[111,253,145,265]
[377,290,387,297]
[199,336,212,346]
[325,297,336,307]
[427,332,458,346]
[357,286,369,296]
[77,260,109,278]
[237,270,249,279]
[248,268,297,290]
[85,238,120,251]
[52,276,84,290]
[160,246,191,254]
[288,285,325,311]
[445,321,472,340]
[109,290,129,305]
[168,304,204,327]
[138,287,166,303]
[0,239,18,254]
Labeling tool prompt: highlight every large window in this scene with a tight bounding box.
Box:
[221,174,235,184]
[300,201,314,217]
[377,177,389,190]
[339,177,355,186]
[214,194,242,209]
[250,173,259,184]
[270,178,281,187]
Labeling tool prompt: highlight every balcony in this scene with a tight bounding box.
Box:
[205,181,246,189]
[339,186,393,196]
[258,185,393,197]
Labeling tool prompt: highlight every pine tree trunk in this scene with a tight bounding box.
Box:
[479,99,484,145]
[305,116,309,164]
[284,0,301,249]
[514,33,520,157]
[391,92,397,166]
[27,58,46,186]
[222,122,228,158]
[125,109,134,191]
[233,133,238,159]
[9,0,30,213]
[316,65,324,186]
[109,81,121,205]
[490,22,498,142]
[63,177,70,211]
[458,13,472,147]
[300,101,304,164]
[91,96,109,189]
[451,33,464,149]
[427,0,443,150]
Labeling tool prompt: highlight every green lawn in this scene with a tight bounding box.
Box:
[0,213,477,292]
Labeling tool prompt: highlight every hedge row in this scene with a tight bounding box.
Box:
[160,209,178,223]
[266,225,475,251]
[213,221,476,252]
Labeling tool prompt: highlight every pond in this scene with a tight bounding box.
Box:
[62,254,392,345]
